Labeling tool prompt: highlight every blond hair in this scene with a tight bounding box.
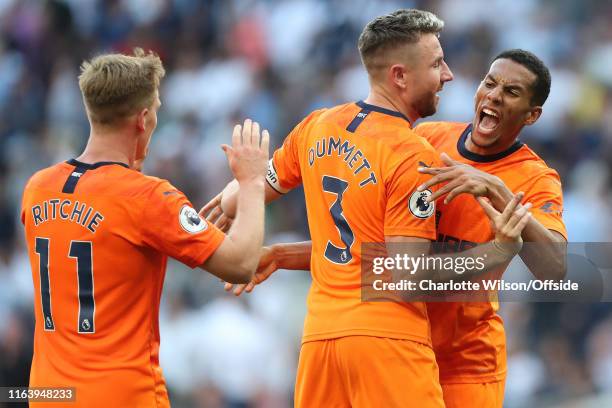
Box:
[358,9,444,74]
[78,48,165,125]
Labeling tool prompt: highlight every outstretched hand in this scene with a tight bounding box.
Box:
[222,118,270,184]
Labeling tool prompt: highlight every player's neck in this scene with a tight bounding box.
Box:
[465,130,518,156]
[364,90,418,124]
[76,130,135,167]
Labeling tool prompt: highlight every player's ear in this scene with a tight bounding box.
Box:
[523,106,542,126]
[136,108,148,132]
[389,64,408,89]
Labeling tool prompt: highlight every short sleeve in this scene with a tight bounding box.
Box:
[267,114,317,193]
[141,181,226,268]
[524,170,567,240]
[384,146,441,240]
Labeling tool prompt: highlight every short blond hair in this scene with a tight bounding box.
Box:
[358,9,444,74]
[78,48,165,125]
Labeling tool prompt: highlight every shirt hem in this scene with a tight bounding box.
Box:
[383,228,436,240]
[188,230,225,268]
[302,329,431,347]
[439,371,507,384]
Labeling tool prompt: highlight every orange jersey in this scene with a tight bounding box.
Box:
[414,121,567,383]
[267,101,440,345]
[21,159,225,407]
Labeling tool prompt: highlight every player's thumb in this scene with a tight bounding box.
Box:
[221,144,233,159]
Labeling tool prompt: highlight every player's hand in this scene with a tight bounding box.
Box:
[417,153,503,204]
[199,192,233,233]
[478,191,532,247]
[224,246,278,296]
[222,118,270,184]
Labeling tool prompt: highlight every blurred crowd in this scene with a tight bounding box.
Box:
[1,0,612,407]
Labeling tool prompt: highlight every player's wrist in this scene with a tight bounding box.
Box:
[268,243,283,265]
[491,238,523,258]
[236,176,266,189]
[488,177,513,210]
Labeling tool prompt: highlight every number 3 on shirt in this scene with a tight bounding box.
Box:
[34,238,95,334]
[322,176,354,264]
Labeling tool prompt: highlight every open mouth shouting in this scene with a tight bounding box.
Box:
[476,106,501,135]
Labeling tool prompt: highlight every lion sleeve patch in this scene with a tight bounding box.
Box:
[409,189,435,219]
[179,205,208,233]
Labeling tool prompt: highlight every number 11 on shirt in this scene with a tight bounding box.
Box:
[35,237,96,334]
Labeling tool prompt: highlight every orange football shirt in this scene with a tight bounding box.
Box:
[267,101,440,345]
[21,159,225,407]
[414,121,567,383]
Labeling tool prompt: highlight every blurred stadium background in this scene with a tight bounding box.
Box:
[0,0,611,407]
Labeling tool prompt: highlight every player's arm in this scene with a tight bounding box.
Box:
[200,120,269,283]
[472,175,567,281]
[225,241,312,296]
[267,241,312,270]
[417,154,567,280]
[384,193,530,298]
[203,117,307,283]
[514,218,566,281]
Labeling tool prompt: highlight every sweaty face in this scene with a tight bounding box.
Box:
[471,58,540,152]
[406,33,453,119]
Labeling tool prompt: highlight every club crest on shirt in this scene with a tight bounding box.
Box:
[179,205,207,233]
[409,189,435,219]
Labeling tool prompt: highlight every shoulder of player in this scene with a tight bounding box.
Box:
[497,145,563,194]
[413,121,467,138]
[130,173,183,199]
[377,131,439,184]
[285,107,329,139]
[363,126,439,170]
[306,102,378,126]
[87,166,177,199]
[514,144,561,178]
[23,161,73,190]
[388,124,444,151]
[300,107,330,125]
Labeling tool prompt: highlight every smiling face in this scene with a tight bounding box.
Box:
[470,58,542,153]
